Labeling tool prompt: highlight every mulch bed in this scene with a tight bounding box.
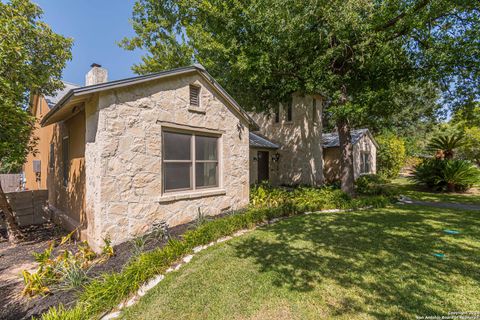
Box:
[0,222,193,320]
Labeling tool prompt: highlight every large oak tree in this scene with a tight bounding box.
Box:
[122,0,479,195]
[0,0,72,241]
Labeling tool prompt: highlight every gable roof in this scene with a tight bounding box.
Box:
[249,132,279,149]
[322,129,378,148]
[40,64,258,130]
[44,81,80,108]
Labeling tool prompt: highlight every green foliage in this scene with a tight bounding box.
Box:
[101,235,115,258]
[376,133,406,180]
[0,0,72,169]
[38,186,392,320]
[55,259,90,291]
[458,126,480,166]
[355,174,391,196]
[426,132,465,160]
[411,159,480,192]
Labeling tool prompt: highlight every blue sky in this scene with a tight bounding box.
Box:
[34,0,145,85]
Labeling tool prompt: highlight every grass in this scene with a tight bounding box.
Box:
[389,177,480,205]
[121,205,480,319]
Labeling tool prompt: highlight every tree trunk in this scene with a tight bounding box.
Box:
[0,181,24,243]
[337,117,356,197]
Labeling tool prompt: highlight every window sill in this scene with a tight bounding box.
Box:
[159,188,226,203]
[188,107,206,114]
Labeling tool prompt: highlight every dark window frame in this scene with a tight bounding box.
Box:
[286,97,293,122]
[49,143,54,170]
[360,151,371,174]
[274,104,280,123]
[162,129,219,193]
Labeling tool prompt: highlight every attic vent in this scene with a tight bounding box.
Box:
[189,85,200,107]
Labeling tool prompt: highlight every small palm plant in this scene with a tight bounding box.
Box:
[426,132,465,160]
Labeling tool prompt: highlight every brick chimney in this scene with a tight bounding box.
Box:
[85,63,108,86]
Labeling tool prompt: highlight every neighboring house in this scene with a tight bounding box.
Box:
[322,129,378,182]
[249,93,324,186]
[37,63,257,250]
[23,82,79,190]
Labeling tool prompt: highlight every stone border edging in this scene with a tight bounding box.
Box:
[100,206,373,320]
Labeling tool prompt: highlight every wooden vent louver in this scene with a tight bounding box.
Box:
[190,85,200,107]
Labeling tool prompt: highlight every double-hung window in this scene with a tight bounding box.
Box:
[286,97,293,122]
[360,152,371,174]
[163,130,219,192]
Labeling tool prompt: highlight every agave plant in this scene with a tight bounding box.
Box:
[426,132,465,160]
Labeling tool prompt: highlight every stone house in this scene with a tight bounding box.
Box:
[322,129,378,182]
[249,94,324,186]
[38,64,257,250]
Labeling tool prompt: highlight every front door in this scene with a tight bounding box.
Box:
[257,151,269,183]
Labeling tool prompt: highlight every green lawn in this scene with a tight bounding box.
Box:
[390,177,480,205]
[121,205,480,319]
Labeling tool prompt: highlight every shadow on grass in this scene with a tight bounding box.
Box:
[232,206,480,318]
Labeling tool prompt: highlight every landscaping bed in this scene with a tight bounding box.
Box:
[36,187,391,320]
[1,185,393,320]
[0,221,193,320]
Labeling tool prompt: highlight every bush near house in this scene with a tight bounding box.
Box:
[354,174,394,196]
[376,133,407,180]
[40,187,392,320]
[411,159,480,192]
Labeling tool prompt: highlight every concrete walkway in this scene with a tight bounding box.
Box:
[399,196,480,211]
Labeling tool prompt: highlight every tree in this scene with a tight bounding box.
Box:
[376,133,407,180]
[426,132,465,160]
[0,0,72,242]
[121,0,479,195]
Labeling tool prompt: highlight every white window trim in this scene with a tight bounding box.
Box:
[161,127,223,197]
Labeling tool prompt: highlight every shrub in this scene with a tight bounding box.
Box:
[411,159,480,192]
[355,174,391,196]
[376,133,407,180]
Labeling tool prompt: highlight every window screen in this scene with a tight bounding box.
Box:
[163,131,219,192]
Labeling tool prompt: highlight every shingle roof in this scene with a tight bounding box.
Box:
[249,132,279,149]
[41,64,258,130]
[44,81,80,108]
[322,129,369,148]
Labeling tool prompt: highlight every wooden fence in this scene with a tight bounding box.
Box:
[0,174,22,193]
[5,190,49,226]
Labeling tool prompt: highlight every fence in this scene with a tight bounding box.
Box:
[5,190,49,226]
[0,174,22,193]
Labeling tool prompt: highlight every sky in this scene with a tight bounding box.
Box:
[33,0,145,86]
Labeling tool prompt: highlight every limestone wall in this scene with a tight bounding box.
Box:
[85,73,250,249]
[250,94,323,186]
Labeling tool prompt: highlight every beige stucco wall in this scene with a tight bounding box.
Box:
[47,111,86,232]
[24,96,53,190]
[250,94,323,186]
[24,96,86,233]
[352,133,377,178]
[84,73,250,250]
[323,133,377,182]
